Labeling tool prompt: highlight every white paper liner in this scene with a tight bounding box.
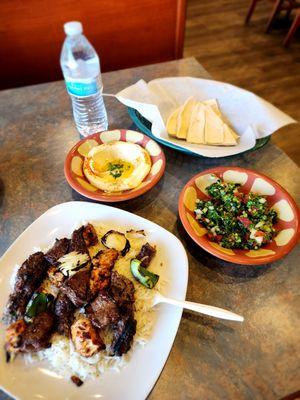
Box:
[116,77,297,157]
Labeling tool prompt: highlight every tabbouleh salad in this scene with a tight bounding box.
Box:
[194,177,278,250]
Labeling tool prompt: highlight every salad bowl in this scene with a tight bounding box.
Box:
[178,167,300,265]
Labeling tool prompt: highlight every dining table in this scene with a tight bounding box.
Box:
[0,57,299,400]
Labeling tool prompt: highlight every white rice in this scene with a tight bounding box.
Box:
[24,224,164,381]
[9,264,20,290]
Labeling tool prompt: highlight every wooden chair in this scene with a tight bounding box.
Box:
[0,0,186,90]
[245,0,300,32]
[283,9,300,45]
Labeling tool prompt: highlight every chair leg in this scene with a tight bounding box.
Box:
[245,0,260,24]
[265,0,285,32]
[283,10,300,46]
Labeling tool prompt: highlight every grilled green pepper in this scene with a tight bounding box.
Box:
[25,292,54,323]
[130,259,159,289]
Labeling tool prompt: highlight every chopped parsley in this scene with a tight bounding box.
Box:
[108,162,125,179]
[194,178,278,250]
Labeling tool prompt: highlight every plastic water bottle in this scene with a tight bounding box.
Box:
[60,21,108,136]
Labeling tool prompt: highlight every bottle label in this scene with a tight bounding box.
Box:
[65,80,98,97]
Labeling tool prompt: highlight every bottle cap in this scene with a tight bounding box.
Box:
[64,21,83,36]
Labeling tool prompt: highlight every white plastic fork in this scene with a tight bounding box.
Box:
[153,293,244,322]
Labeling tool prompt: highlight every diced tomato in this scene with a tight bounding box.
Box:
[243,194,249,203]
[254,230,265,237]
[234,190,244,199]
[207,233,223,242]
[237,216,251,228]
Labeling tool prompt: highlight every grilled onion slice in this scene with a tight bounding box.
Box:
[101,230,130,256]
[57,252,90,277]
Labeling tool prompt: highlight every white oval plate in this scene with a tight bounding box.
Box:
[0,202,188,400]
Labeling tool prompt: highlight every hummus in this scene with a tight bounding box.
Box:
[83,141,151,192]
